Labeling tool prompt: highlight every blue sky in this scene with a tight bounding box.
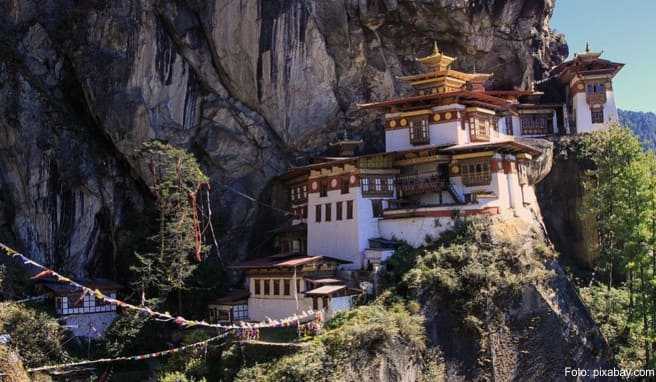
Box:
[552,1,656,112]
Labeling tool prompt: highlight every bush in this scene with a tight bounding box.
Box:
[235,303,430,381]
[0,302,68,367]
[158,371,206,382]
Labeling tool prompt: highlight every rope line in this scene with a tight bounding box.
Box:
[24,332,230,374]
[0,242,323,330]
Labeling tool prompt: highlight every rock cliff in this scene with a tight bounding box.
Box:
[0,0,567,277]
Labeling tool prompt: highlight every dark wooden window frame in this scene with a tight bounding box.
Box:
[315,204,321,222]
[325,203,332,222]
[460,158,492,187]
[591,108,604,124]
[336,201,343,220]
[346,200,354,219]
[409,117,430,145]
[520,113,553,135]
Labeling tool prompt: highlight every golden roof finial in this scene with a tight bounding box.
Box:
[433,41,440,55]
[585,41,590,53]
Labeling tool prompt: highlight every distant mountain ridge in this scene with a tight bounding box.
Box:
[619,109,656,150]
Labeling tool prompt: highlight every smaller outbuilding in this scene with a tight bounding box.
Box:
[37,278,122,339]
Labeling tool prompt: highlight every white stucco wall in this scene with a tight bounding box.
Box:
[573,89,618,134]
[328,296,354,317]
[248,297,314,321]
[307,188,361,267]
[379,216,455,247]
[62,312,118,338]
[385,121,462,152]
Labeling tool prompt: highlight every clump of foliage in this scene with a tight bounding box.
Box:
[0,302,69,367]
[158,371,206,382]
[100,313,167,357]
[132,140,210,313]
[235,303,434,381]
[577,125,656,367]
[405,219,550,336]
[0,344,30,382]
[580,284,645,370]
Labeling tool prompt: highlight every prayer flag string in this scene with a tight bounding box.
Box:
[0,242,322,330]
[24,331,231,373]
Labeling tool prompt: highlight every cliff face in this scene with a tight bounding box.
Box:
[0,0,566,276]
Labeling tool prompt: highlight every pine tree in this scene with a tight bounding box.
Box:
[132,141,209,313]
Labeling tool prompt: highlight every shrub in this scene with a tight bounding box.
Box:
[0,302,68,367]
[235,303,429,381]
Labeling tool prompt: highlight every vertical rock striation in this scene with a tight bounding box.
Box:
[0,0,567,276]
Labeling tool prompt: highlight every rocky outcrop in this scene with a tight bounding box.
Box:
[0,1,567,277]
[536,137,598,268]
[426,216,613,381]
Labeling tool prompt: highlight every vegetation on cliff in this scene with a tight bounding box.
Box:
[234,303,439,382]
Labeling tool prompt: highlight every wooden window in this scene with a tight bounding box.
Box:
[520,114,552,135]
[591,108,604,124]
[302,185,307,199]
[319,181,328,197]
[273,279,280,295]
[296,279,301,293]
[372,200,383,218]
[302,206,308,219]
[469,116,491,142]
[340,177,349,194]
[232,304,248,320]
[409,117,429,145]
[460,158,492,186]
[346,200,354,219]
[362,176,393,197]
[505,115,513,135]
[315,205,321,222]
[587,82,605,94]
[325,203,332,222]
[283,279,291,295]
[254,279,261,295]
[360,177,370,193]
[263,279,270,295]
[312,298,318,310]
[336,201,343,220]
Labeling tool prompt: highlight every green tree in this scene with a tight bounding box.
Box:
[133,141,209,313]
[579,125,656,367]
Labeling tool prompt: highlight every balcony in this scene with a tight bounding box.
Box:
[396,173,448,197]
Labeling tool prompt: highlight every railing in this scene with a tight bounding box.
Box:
[396,173,448,197]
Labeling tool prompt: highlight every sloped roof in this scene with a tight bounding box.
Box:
[440,140,542,156]
[38,278,123,294]
[230,255,351,269]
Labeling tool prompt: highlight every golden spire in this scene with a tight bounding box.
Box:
[585,41,590,53]
[417,42,456,71]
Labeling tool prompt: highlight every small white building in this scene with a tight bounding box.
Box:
[230,254,360,321]
[550,45,624,134]
[38,278,121,339]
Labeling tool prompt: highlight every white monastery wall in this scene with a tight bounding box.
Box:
[248,297,313,321]
[573,92,617,134]
[355,189,380,269]
[63,312,117,338]
[379,216,455,247]
[385,128,411,152]
[328,296,355,318]
[307,188,361,268]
